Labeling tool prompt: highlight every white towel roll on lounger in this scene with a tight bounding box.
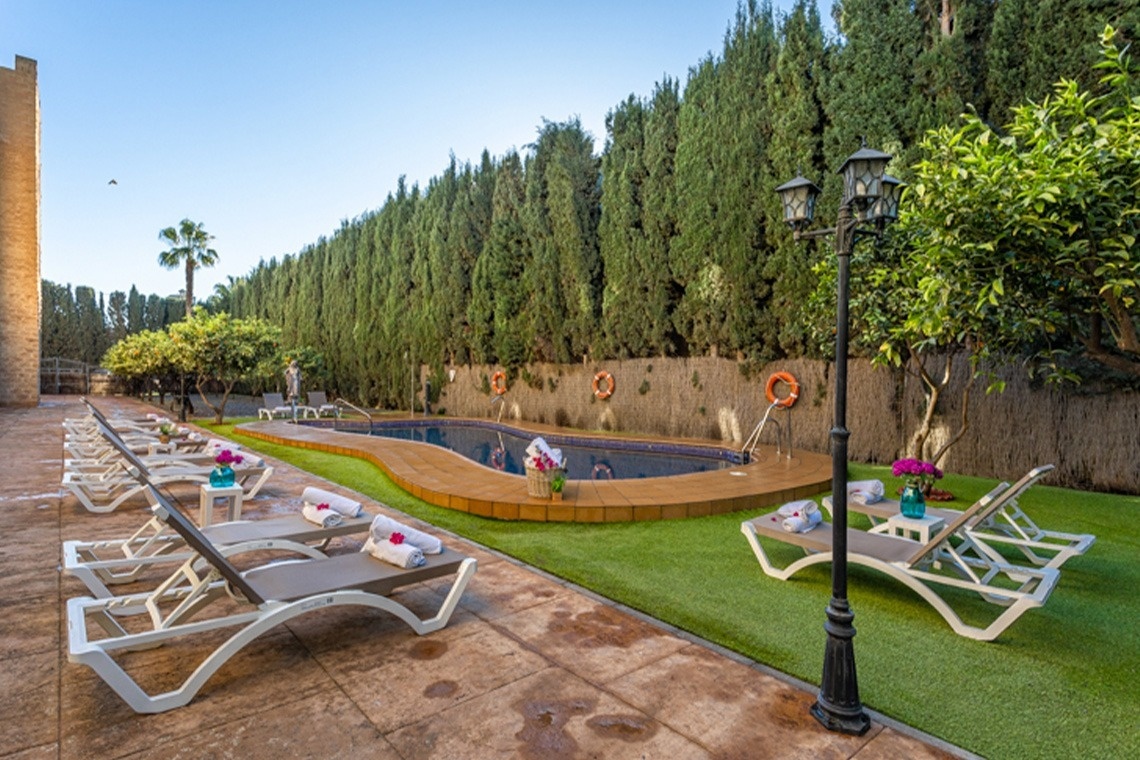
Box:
[369,515,443,554]
[302,503,343,528]
[777,499,818,518]
[783,510,823,533]
[301,486,363,517]
[363,536,425,568]
[847,479,884,504]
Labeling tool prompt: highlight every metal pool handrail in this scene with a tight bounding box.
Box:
[334,399,373,434]
[741,401,792,462]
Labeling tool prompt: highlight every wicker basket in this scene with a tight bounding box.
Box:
[525,461,553,498]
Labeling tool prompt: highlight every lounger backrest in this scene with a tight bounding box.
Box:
[92,419,155,478]
[307,391,327,407]
[83,397,112,427]
[145,484,266,604]
[904,465,1055,566]
[263,392,286,408]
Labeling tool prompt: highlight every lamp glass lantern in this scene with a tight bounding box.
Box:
[858,175,905,224]
[837,147,892,207]
[774,175,822,229]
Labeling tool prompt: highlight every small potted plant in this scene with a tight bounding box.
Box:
[157,421,176,444]
[211,448,244,487]
[550,472,566,502]
[891,458,943,518]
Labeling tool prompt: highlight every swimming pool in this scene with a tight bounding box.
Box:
[334,419,740,480]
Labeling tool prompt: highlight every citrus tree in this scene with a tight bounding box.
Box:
[101,329,180,400]
[167,310,281,423]
[811,27,1139,465]
[900,26,1139,384]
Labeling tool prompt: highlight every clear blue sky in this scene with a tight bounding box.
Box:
[2,0,831,302]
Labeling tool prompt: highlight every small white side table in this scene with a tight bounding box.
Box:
[874,512,946,544]
[198,484,244,526]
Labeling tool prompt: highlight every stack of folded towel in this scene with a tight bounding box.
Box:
[362,514,443,568]
[774,499,822,533]
[847,479,884,504]
[300,486,363,527]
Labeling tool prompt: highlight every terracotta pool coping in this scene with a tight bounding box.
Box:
[237,417,833,522]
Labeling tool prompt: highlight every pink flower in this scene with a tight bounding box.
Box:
[215,449,243,466]
[316,502,330,511]
[891,458,943,486]
[389,532,405,545]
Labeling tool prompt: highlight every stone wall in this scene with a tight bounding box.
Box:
[432,356,1140,495]
[0,56,41,407]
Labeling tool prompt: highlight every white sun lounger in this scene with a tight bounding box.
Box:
[741,471,1062,641]
[67,483,476,713]
[64,485,375,606]
[821,465,1094,569]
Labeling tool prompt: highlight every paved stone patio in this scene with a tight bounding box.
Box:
[0,396,972,758]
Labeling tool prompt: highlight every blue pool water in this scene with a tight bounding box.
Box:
[337,420,740,480]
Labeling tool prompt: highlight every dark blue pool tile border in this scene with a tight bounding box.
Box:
[303,417,746,464]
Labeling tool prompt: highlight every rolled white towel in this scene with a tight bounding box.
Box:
[777,499,818,518]
[204,439,241,454]
[783,510,823,533]
[363,536,425,568]
[848,479,884,504]
[302,503,343,527]
[369,514,442,554]
[301,486,362,517]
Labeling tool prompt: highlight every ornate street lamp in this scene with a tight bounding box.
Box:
[775,144,902,735]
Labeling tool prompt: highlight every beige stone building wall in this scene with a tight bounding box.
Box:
[0,55,41,407]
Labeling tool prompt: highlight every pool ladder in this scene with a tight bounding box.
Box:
[333,399,374,435]
[490,394,507,424]
[741,401,792,463]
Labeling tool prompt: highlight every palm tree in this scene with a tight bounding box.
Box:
[158,219,219,317]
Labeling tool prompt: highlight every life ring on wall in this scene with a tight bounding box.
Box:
[765,371,800,409]
[490,447,506,471]
[592,371,615,400]
[490,371,508,395]
[592,462,614,480]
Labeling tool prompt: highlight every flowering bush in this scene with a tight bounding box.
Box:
[214,449,244,467]
[891,458,942,489]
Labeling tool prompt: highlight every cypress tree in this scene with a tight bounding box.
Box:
[526,119,601,362]
[825,0,924,181]
[673,0,778,359]
[761,0,829,357]
[641,77,684,357]
[126,285,145,333]
[599,94,650,358]
[107,290,128,342]
[469,151,528,367]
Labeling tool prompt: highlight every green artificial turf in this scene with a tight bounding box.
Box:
[209,421,1140,760]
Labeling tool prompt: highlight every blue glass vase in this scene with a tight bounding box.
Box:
[210,465,235,488]
[899,482,926,519]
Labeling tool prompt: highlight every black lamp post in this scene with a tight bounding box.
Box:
[775,145,902,735]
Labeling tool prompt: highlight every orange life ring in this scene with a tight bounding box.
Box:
[490,447,506,471]
[592,371,615,400]
[592,462,614,480]
[490,371,507,395]
[765,371,800,409]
